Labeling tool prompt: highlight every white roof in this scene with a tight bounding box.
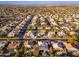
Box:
[0,41,6,47]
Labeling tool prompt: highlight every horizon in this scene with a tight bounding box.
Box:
[0,1,79,6]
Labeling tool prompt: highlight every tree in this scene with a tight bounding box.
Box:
[68,38,75,43]
[49,47,54,57]
[9,50,16,56]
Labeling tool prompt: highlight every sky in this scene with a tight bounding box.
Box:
[0,1,79,5]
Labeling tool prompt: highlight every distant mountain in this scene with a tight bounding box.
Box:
[0,1,79,6]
